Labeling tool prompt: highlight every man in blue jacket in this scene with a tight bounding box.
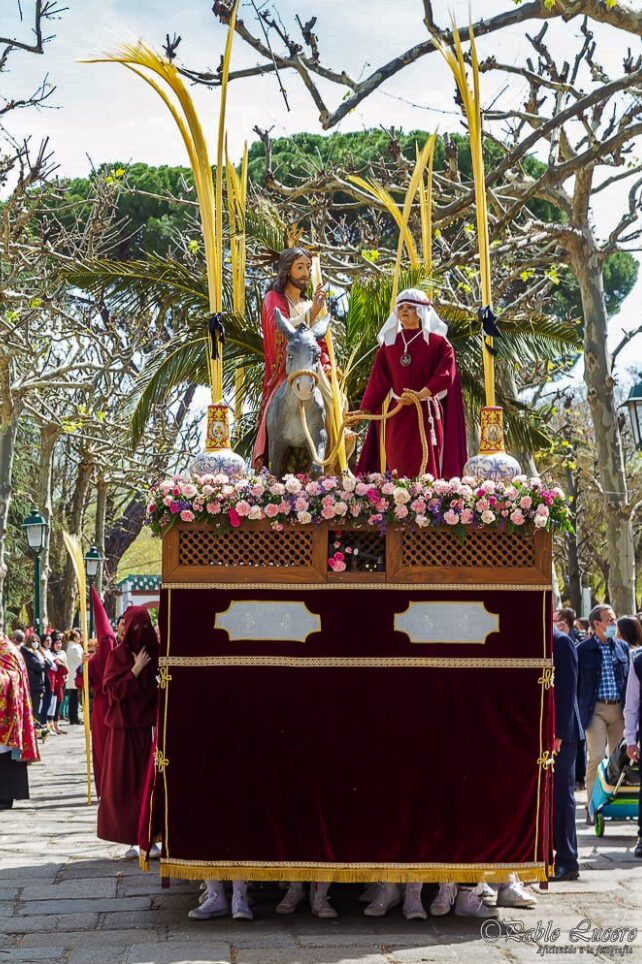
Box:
[552,625,584,880]
[577,605,630,810]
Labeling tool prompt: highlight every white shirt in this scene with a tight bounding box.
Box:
[65,642,83,689]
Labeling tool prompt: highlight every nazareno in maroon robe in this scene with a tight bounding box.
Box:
[357,330,468,479]
[87,586,116,798]
[97,606,159,845]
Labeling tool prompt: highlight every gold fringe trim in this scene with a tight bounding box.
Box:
[158,655,552,670]
[163,582,552,592]
[157,859,548,885]
[138,855,150,872]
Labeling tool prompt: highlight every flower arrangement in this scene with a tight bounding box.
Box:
[146,472,571,538]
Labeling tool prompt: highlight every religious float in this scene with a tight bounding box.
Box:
[90,8,570,889]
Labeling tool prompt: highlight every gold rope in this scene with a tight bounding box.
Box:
[161,582,553,591]
[158,655,552,669]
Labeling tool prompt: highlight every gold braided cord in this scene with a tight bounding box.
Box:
[158,655,552,670]
[157,858,547,885]
[161,582,553,591]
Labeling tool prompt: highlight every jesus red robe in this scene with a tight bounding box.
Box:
[357,331,468,479]
[97,606,158,845]
[252,289,329,469]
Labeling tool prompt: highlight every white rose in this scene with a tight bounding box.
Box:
[393,487,411,505]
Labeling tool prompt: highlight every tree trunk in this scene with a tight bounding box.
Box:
[0,357,20,632]
[101,497,147,616]
[563,466,582,614]
[94,477,108,595]
[59,456,94,629]
[37,424,59,631]
[569,230,636,613]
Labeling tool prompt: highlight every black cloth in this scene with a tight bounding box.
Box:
[0,751,29,803]
[576,635,629,731]
[20,646,46,696]
[553,628,580,873]
[575,740,586,785]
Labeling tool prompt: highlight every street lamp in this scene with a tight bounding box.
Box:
[84,545,103,637]
[625,376,642,453]
[21,508,48,635]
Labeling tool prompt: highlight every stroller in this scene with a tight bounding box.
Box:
[588,739,640,837]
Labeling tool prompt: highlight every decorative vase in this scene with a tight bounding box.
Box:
[464,406,522,482]
[190,404,246,479]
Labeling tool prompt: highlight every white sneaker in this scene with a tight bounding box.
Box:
[403,890,427,920]
[479,882,498,906]
[363,882,401,917]
[496,875,537,909]
[123,845,139,860]
[429,883,457,916]
[310,885,338,919]
[359,882,382,903]
[454,887,499,919]
[149,843,162,860]
[188,890,229,919]
[276,882,305,914]
[232,893,254,921]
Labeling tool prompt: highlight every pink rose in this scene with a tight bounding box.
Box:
[228,509,241,527]
[328,557,346,572]
[180,509,194,522]
[534,514,547,528]
[350,504,361,517]
[460,508,474,524]
[148,503,156,514]
[481,509,496,524]
[181,483,197,498]
[510,509,525,526]
[163,495,173,507]
[322,477,338,490]
[519,495,532,510]
[294,497,309,512]
[235,500,251,517]
[250,484,265,498]
[394,504,409,519]
[321,506,335,520]
[269,482,285,496]
[169,501,181,514]
[264,503,279,518]
[381,482,395,495]
[443,509,459,525]
[206,501,221,514]
[355,482,369,496]
[367,514,382,525]
[305,481,322,495]
[202,484,214,497]
[411,499,426,514]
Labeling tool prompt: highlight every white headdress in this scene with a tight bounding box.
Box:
[377,288,448,346]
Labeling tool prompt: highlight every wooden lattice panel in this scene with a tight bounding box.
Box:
[330,529,386,572]
[178,527,314,569]
[401,529,536,569]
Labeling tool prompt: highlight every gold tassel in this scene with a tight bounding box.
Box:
[62,533,92,806]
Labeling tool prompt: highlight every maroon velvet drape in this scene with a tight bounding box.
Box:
[142,585,553,882]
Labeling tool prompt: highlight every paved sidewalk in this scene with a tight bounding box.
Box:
[1,727,641,964]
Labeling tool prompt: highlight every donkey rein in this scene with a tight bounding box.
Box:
[298,391,430,475]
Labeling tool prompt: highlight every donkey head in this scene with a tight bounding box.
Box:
[274,308,330,401]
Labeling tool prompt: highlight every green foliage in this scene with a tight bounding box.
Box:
[553,252,639,321]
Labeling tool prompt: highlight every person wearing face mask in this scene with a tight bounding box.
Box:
[577,605,630,810]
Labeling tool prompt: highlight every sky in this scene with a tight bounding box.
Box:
[3,0,642,379]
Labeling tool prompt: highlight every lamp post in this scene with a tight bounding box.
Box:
[21,508,48,635]
[625,376,642,453]
[84,546,102,638]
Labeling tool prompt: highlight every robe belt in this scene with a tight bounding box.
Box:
[390,390,444,447]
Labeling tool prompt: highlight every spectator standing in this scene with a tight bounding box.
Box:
[577,605,630,808]
[617,616,642,654]
[554,608,586,645]
[0,633,39,808]
[551,625,583,880]
[19,633,47,731]
[623,646,642,858]
[65,629,84,725]
[47,635,68,735]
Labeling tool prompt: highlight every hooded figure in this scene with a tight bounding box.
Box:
[357,289,467,478]
[97,606,158,846]
[87,586,117,797]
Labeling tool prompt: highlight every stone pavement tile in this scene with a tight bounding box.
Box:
[60,861,141,879]
[100,908,172,930]
[386,950,463,963]
[19,895,152,916]
[19,928,161,948]
[0,863,62,879]
[1,911,99,933]
[68,948,128,964]
[21,877,117,900]
[119,875,194,896]
[0,947,67,962]
[297,932,442,947]
[0,890,19,900]
[237,951,392,964]
[125,942,231,964]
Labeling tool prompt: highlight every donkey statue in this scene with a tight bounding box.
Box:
[266,308,331,478]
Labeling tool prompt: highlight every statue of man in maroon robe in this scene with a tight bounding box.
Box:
[356,289,468,479]
[252,247,329,470]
